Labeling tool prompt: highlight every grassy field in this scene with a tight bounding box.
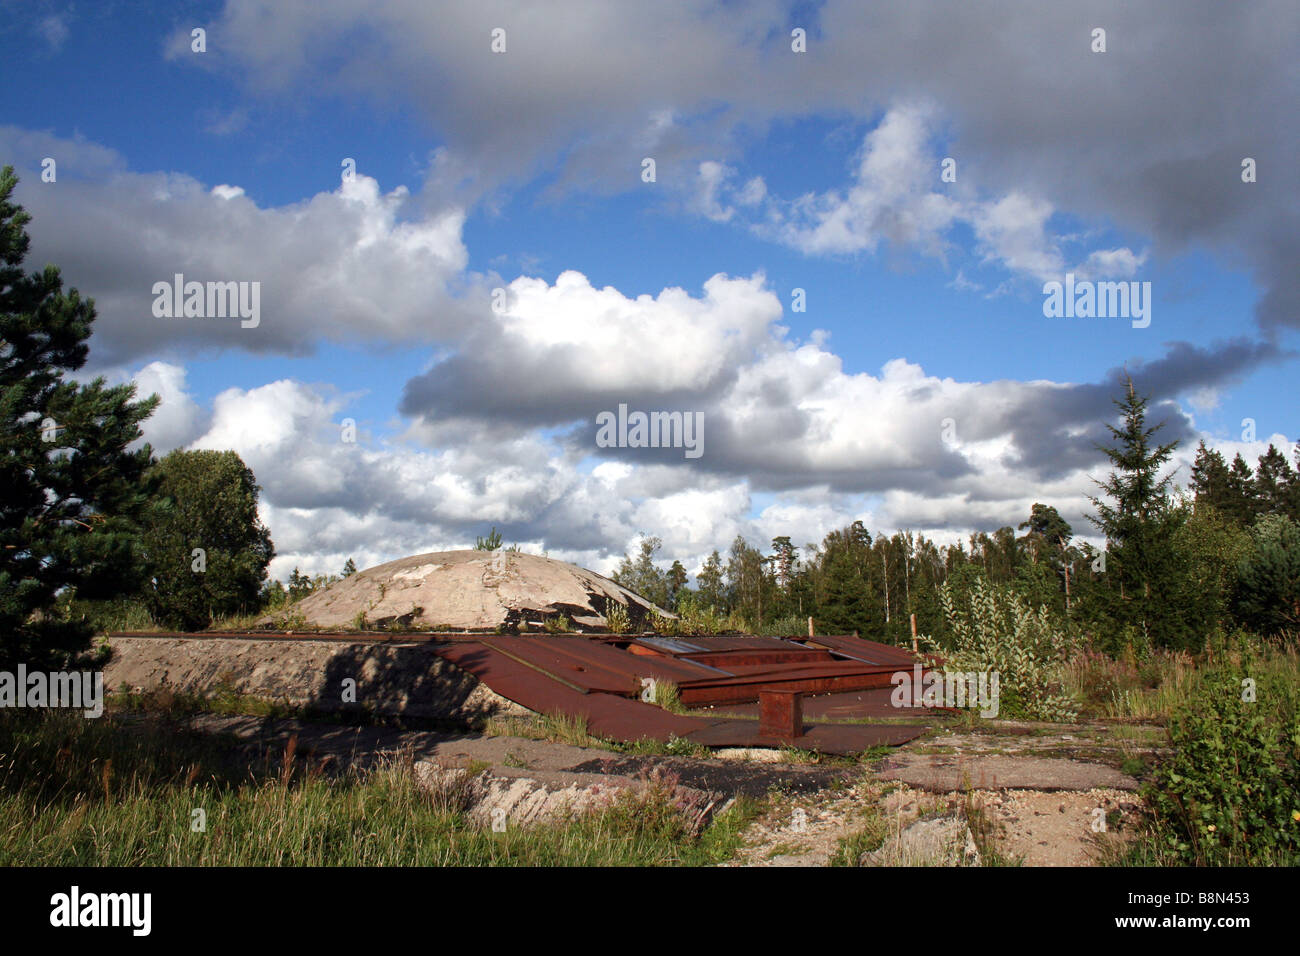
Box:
[0,709,759,866]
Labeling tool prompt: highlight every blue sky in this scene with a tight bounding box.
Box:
[2,1,1296,580]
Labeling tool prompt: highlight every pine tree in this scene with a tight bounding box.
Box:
[770,536,797,589]
[1018,503,1073,611]
[666,559,688,604]
[815,521,880,636]
[0,167,159,668]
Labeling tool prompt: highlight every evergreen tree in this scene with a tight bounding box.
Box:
[1087,376,1187,648]
[0,167,159,668]
[1234,514,1300,634]
[666,559,688,606]
[815,521,879,635]
[341,557,358,577]
[1019,503,1073,611]
[287,567,314,602]
[1190,441,1232,514]
[770,536,797,589]
[1224,454,1258,527]
[1254,445,1296,520]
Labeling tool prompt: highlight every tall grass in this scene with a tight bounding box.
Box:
[1064,635,1299,722]
[0,709,756,866]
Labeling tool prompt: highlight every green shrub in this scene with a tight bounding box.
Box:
[758,614,808,637]
[924,577,1078,721]
[604,601,630,634]
[661,592,727,635]
[1139,665,1300,865]
[543,614,572,634]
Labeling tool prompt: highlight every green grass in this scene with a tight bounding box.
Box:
[483,712,607,749]
[0,709,762,866]
[829,810,888,866]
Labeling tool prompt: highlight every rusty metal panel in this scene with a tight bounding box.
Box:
[682,636,808,652]
[715,688,929,721]
[481,637,640,694]
[530,636,728,683]
[633,636,708,655]
[681,648,833,668]
[800,634,918,666]
[679,669,902,706]
[758,690,803,740]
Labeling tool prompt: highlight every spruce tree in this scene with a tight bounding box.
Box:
[1254,445,1296,520]
[1087,375,1186,648]
[0,166,158,668]
[1190,441,1231,513]
[1224,454,1258,527]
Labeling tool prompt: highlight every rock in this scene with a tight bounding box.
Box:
[860,816,982,867]
[103,635,530,721]
[414,762,720,834]
[258,550,671,632]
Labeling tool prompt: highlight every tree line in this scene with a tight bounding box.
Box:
[615,380,1299,654]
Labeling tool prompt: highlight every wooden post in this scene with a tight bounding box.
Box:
[807,616,814,638]
[910,613,918,654]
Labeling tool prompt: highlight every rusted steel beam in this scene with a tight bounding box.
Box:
[679,670,901,705]
[758,690,803,740]
[681,649,834,667]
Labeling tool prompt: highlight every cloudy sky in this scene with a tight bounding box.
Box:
[2,1,1296,580]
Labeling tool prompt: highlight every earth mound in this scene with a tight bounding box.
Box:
[262,550,669,632]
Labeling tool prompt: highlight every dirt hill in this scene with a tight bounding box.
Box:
[261,549,669,632]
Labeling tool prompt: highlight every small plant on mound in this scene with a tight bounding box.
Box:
[269,606,309,631]
[924,578,1078,721]
[666,592,728,635]
[651,680,685,714]
[1138,665,1300,865]
[604,601,630,634]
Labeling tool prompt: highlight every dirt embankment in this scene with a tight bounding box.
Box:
[103,635,528,722]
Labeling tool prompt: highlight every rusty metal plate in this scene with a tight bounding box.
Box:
[799,634,918,666]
